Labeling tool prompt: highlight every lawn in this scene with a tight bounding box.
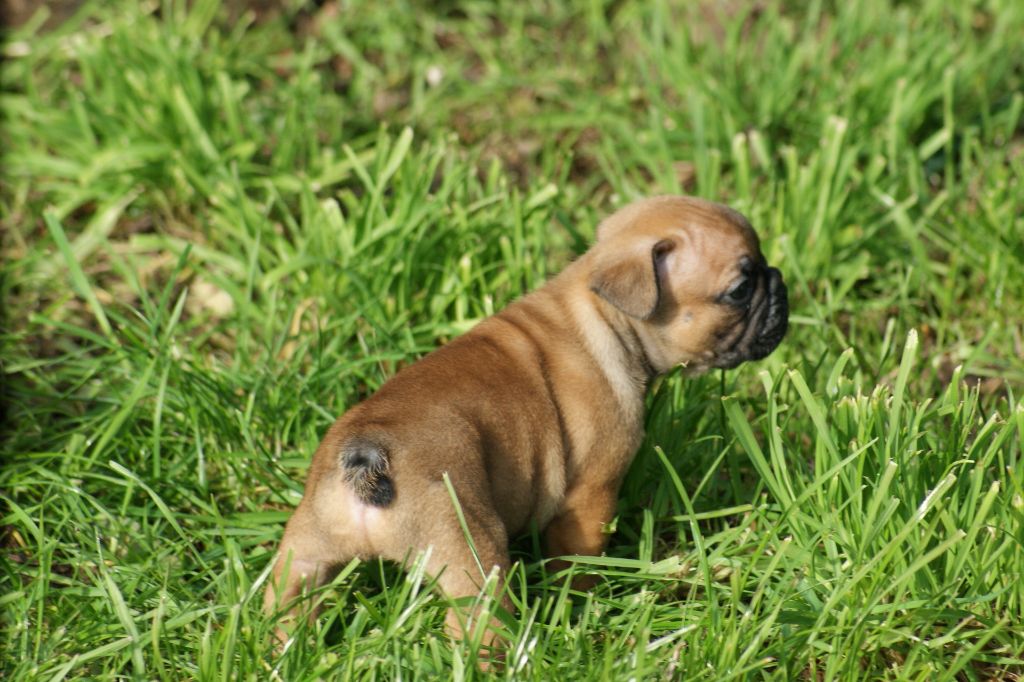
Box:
[2,0,1023,679]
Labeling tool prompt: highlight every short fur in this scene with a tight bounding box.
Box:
[264,195,788,651]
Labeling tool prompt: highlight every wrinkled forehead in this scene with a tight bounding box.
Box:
[599,196,762,257]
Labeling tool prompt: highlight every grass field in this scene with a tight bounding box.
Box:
[3,0,1024,679]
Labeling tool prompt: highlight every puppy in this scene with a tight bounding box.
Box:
[264,195,788,649]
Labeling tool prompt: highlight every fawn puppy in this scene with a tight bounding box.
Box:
[265,196,789,650]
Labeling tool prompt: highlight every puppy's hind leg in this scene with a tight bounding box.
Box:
[263,499,351,644]
[264,436,393,643]
[400,490,513,666]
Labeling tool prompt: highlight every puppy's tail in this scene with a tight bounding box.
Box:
[341,437,394,507]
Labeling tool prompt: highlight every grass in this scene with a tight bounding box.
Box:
[2,0,1023,678]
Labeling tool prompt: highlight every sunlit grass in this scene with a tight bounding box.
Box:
[2,0,1022,679]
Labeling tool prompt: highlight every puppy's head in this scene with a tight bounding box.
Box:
[588,196,788,374]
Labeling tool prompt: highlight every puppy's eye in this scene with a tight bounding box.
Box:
[725,276,754,305]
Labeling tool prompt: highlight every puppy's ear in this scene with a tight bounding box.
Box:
[590,239,675,319]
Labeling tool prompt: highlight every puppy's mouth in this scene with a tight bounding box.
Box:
[713,266,788,369]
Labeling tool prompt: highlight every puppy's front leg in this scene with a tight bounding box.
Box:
[543,482,619,589]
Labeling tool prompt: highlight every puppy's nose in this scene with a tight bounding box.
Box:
[764,267,786,301]
[766,267,788,329]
